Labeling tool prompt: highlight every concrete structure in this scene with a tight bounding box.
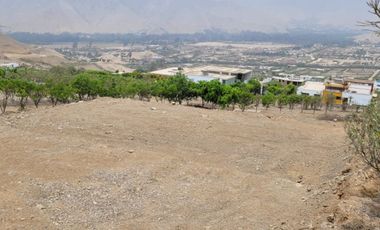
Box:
[273,76,305,86]
[297,82,325,96]
[150,67,185,76]
[343,79,374,106]
[272,75,325,86]
[200,66,253,82]
[150,66,253,85]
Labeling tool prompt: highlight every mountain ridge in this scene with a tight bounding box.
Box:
[0,0,370,34]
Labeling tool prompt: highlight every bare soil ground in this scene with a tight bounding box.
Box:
[0,98,352,229]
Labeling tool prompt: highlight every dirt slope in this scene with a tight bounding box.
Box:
[0,34,68,66]
[0,33,30,54]
[0,99,348,229]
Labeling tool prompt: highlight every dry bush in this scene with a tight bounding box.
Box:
[345,101,380,173]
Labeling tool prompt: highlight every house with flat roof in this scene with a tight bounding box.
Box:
[201,66,253,82]
[297,82,325,96]
[343,79,375,106]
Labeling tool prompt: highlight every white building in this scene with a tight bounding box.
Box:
[0,63,20,68]
[343,79,374,106]
[297,82,325,96]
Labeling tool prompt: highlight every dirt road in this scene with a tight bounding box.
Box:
[0,99,348,229]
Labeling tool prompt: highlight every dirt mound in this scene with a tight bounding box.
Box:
[0,33,30,55]
[0,98,349,229]
[332,158,380,229]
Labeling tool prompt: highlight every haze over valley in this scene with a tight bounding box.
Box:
[0,0,370,34]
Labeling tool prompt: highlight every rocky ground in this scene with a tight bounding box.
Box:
[0,98,378,229]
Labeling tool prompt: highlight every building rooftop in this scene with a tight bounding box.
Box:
[325,82,346,89]
[201,66,252,75]
[150,67,184,76]
[346,83,373,95]
[272,76,305,83]
[299,82,325,91]
[345,79,375,85]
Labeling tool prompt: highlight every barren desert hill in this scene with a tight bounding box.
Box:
[0,33,68,66]
[0,33,30,55]
[0,98,356,229]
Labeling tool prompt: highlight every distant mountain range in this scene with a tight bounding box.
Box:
[0,0,370,34]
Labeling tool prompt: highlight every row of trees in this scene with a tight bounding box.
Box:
[1,66,340,114]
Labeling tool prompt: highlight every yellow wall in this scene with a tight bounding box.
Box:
[322,91,344,105]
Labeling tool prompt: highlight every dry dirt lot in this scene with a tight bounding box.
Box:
[0,98,349,229]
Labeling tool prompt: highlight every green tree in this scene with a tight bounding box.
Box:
[288,94,302,110]
[245,79,261,95]
[29,83,48,108]
[0,78,16,114]
[310,96,322,114]
[71,73,101,100]
[14,79,32,110]
[201,80,224,108]
[262,93,276,109]
[238,90,254,112]
[0,68,5,78]
[49,83,76,106]
[277,94,288,112]
[219,85,240,110]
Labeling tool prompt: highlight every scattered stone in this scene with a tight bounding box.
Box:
[297,175,304,183]
[150,107,157,111]
[307,187,312,192]
[337,191,344,199]
[172,102,176,105]
[36,204,46,210]
[128,150,135,154]
[327,214,335,223]
[105,131,113,135]
[341,168,351,175]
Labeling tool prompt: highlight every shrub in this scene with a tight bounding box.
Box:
[345,101,380,173]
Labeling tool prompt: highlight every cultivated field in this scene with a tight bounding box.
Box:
[0,99,349,229]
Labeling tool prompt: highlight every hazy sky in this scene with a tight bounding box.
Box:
[0,0,373,33]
